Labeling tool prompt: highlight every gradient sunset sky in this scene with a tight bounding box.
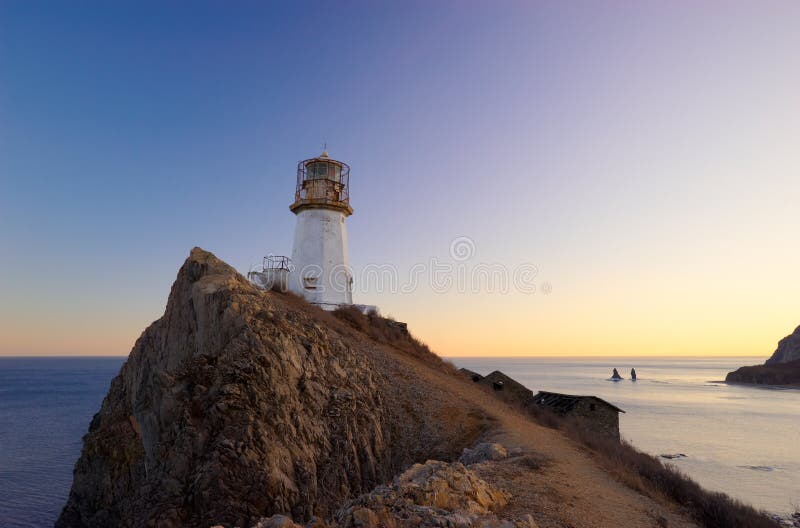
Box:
[2,1,799,357]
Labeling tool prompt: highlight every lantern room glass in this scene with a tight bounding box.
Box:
[306,161,341,182]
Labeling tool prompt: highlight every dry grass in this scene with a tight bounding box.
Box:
[514,453,551,471]
[332,306,457,374]
[545,417,779,528]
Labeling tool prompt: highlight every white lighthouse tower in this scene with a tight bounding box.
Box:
[287,150,353,309]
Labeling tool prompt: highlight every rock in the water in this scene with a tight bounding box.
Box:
[56,248,488,528]
[459,443,509,465]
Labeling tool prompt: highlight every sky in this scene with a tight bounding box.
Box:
[1,1,799,357]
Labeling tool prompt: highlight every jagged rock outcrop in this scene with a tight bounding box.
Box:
[244,458,537,528]
[726,324,800,385]
[332,459,535,528]
[57,248,488,528]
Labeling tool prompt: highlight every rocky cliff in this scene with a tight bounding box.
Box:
[725,324,800,386]
[56,248,488,528]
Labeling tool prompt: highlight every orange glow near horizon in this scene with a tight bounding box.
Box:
[2,3,799,359]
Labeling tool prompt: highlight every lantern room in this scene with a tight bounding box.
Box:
[290,151,352,216]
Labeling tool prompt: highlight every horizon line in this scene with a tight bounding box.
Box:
[0,353,769,359]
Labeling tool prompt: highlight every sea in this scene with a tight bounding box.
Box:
[0,356,797,527]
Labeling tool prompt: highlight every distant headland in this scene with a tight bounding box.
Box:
[726,325,800,386]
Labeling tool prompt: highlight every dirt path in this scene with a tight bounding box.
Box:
[481,423,696,528]
[369,341,699,528]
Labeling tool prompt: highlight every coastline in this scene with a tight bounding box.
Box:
[3,354,798,526]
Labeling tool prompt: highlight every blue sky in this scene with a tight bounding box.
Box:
[2,1,799,356]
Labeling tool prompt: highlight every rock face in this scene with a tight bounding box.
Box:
[765,325,800,365]
[725,324,800,385]
[57,248,487,528]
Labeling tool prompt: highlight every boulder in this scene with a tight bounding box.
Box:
[459,443,509,466]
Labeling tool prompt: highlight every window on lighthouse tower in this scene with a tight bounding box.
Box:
[302,276,318,290]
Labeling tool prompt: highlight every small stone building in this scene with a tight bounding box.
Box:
[532,391,624,437]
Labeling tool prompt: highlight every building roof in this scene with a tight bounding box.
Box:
[480,371,534,399]
[458,368,484,381]
[533,391,625,414]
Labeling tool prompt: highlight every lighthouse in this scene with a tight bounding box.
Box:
[287,150,353,309]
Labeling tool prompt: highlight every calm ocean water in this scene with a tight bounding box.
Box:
[0,356,797,527]
[0,357,124,528]
[454,356,800,516]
